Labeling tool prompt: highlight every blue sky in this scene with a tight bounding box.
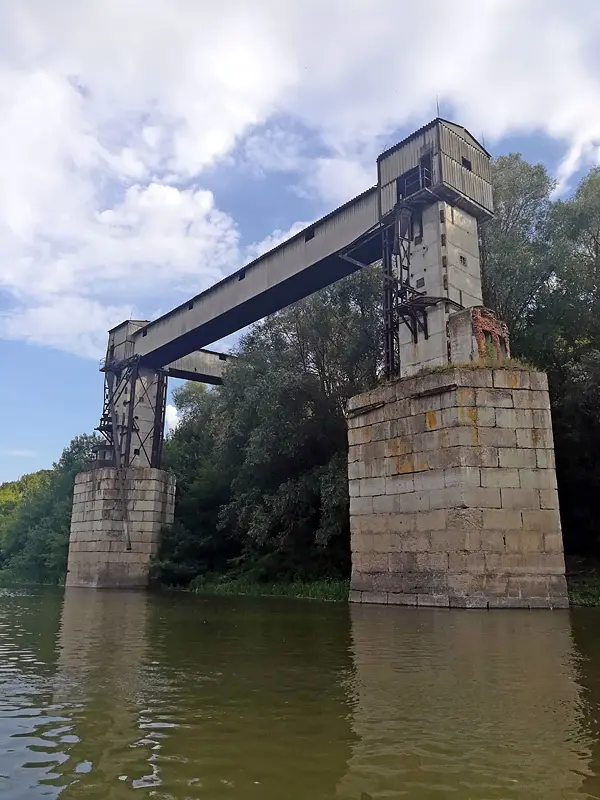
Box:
[1,0,599,483]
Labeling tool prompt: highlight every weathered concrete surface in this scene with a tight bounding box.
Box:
[399,203,485,376]
[347,367,568,609]
[66,467,175,588]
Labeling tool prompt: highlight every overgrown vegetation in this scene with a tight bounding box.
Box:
[188,575,349,602]
[3,155,600,597]
[415,356,534,375]
[0,436,97,584]
[156,266,381,586]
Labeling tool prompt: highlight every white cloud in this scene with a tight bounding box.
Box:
[1,0,600,357]
[0,296,133,357]
[1,449,38,458]
[164,404,179,433]
[242,126,308,176]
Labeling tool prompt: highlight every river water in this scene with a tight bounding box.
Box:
[1,588,600,799]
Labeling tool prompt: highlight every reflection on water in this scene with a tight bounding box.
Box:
[1,588,353,798]
[54,589,155,795]
[571,611,600,800]
[1,587,600,798]
[341,606,591,799]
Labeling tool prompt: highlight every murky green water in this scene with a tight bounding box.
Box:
[1,589,600,799]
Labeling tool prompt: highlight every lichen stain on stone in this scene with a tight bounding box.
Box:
[388,438,410,457]
[531,428,540,446]
[508,372,519,389]
[425,411,438,430]
[458,407,479,425]
[396,456,414,474]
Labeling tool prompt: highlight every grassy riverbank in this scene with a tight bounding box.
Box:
[564,556,600,606]
[189,575,350,602]
[566,557,600,607]
[187,567,600,607]
[568,579,600,607]
[2,558,598,607]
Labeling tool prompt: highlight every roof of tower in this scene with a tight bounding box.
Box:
[377,117,491,163]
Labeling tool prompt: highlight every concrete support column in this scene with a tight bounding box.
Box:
[66,467,175,588]
[347,367,568,609]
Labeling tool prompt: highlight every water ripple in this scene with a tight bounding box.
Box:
[1,588,600,797]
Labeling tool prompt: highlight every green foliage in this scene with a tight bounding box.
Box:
[480,154,559,340]
[481,160,600,554]
[153,268,382,585]
[0,435,98,584]
[0,471,51,550]
[416,357,534,375]
[565,557,600,607]
[188,574,349,602]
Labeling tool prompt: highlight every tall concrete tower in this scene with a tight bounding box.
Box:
[349,119,568,609]
[377,119,498,377]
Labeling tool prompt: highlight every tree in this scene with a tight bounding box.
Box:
[482,158,600,554]
[154,266,383,584]
[155,385,233,585]
[0,435,98,583]
[214,267,382,580]
[479,154,566,347]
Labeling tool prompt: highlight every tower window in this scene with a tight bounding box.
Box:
[459,255,467,266]
[461,157,472,171]
[441,233,446,247]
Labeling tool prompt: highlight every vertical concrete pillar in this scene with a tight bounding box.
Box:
[66,467,175,588]
[347,367,568,609]
[397,202,486,376]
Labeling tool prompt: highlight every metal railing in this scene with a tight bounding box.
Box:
[402,166,433,199]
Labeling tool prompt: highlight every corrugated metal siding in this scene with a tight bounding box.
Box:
[432,151,441,186]
[379,125,438,186]
[442,122,489,157]
[310,188,379,261]
[439,123,492,184]
[133,188,381,356]
[380,181,396,217]
[440,153,494,213]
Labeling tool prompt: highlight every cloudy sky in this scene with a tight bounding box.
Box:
[1,0,600,482]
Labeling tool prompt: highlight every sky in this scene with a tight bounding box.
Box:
[1,0,600,483]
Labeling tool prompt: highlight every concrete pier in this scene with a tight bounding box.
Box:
[347,367,568,609]
[66,467,175,588]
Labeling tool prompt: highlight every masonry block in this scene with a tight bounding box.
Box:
[347,368,567,609]
[66,467,175,589]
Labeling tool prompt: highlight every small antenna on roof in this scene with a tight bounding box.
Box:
[436,95,440,117]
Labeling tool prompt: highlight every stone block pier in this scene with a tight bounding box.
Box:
[347,367,568,609]
[66,467,175,588]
